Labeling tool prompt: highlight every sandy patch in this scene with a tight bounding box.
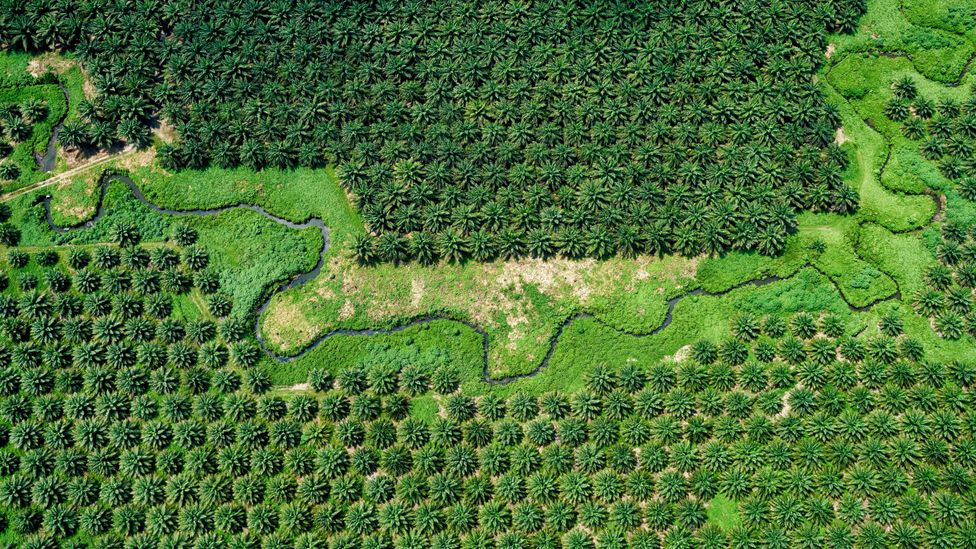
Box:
[496,257,596,303]
[506,327,526,351]
[777,390,793,418]
[680,256,700,280]
[63,145,147,171]
[338,300,355,321]
[152,119,178,144]
[410,277,425,307]
[834,128,848,145]
[262,298,318,349]
[315,285,336,301]
[506,308,528,329]
[825,43,836,59]
[673,344,692,363]
[27,54,75,77]
[340,268,363,296]
[70,148,114,169]
[281,383,309,391]
[625,257,657,292]
[111,147,154,171]
[312,280,336,303]
[58,204,91,220]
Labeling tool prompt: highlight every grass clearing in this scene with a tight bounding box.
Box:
[707,495,742,531]
[830,0,976,84]
[3,1,976,547]
[48,167,101,225]
[97,108,928,379]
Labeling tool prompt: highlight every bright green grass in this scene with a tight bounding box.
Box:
[131,164,365,249]
[410,395,441,422]
[47,169,101,226]
[266,267,863,398]
[10,176,321,319]
[884,140,952,194]
[822,80,935,233]
[829,0,976,84]
[899,0,976,41]
[0,51,31,85]
[858,222,936,297]
[707,495,742,531]
[185,208,321,317]
[808,220,898,308]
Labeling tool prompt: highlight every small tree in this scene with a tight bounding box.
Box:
[0,162,19,181]
[111,221,141,248]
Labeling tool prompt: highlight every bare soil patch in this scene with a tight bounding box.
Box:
[27,54,75,77]
[496,257,597,303]
[338,300,355,321]
[834,127,849,145]
[28,54,97,99]
[262,298,318,350]
[668,344,692,363]
[410,277,425,307]
[152,119,178,144]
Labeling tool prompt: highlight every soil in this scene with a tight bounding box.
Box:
[834,127,849,145]
[152,119,178,144]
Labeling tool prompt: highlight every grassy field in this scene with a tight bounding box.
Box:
[92,162,912,379]
[47,167,102,226]
[828,0,976,84]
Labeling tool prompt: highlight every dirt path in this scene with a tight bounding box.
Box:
[1,147,138,203]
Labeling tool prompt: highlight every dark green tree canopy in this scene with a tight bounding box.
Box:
[2,0,864,261]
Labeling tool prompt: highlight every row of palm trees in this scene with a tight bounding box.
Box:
[1,310,973,547]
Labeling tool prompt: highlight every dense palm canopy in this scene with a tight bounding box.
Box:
[1,0,865,262]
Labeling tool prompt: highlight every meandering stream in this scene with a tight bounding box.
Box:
[40,173,918,385]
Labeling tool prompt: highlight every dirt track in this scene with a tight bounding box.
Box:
[2,147,137,203]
